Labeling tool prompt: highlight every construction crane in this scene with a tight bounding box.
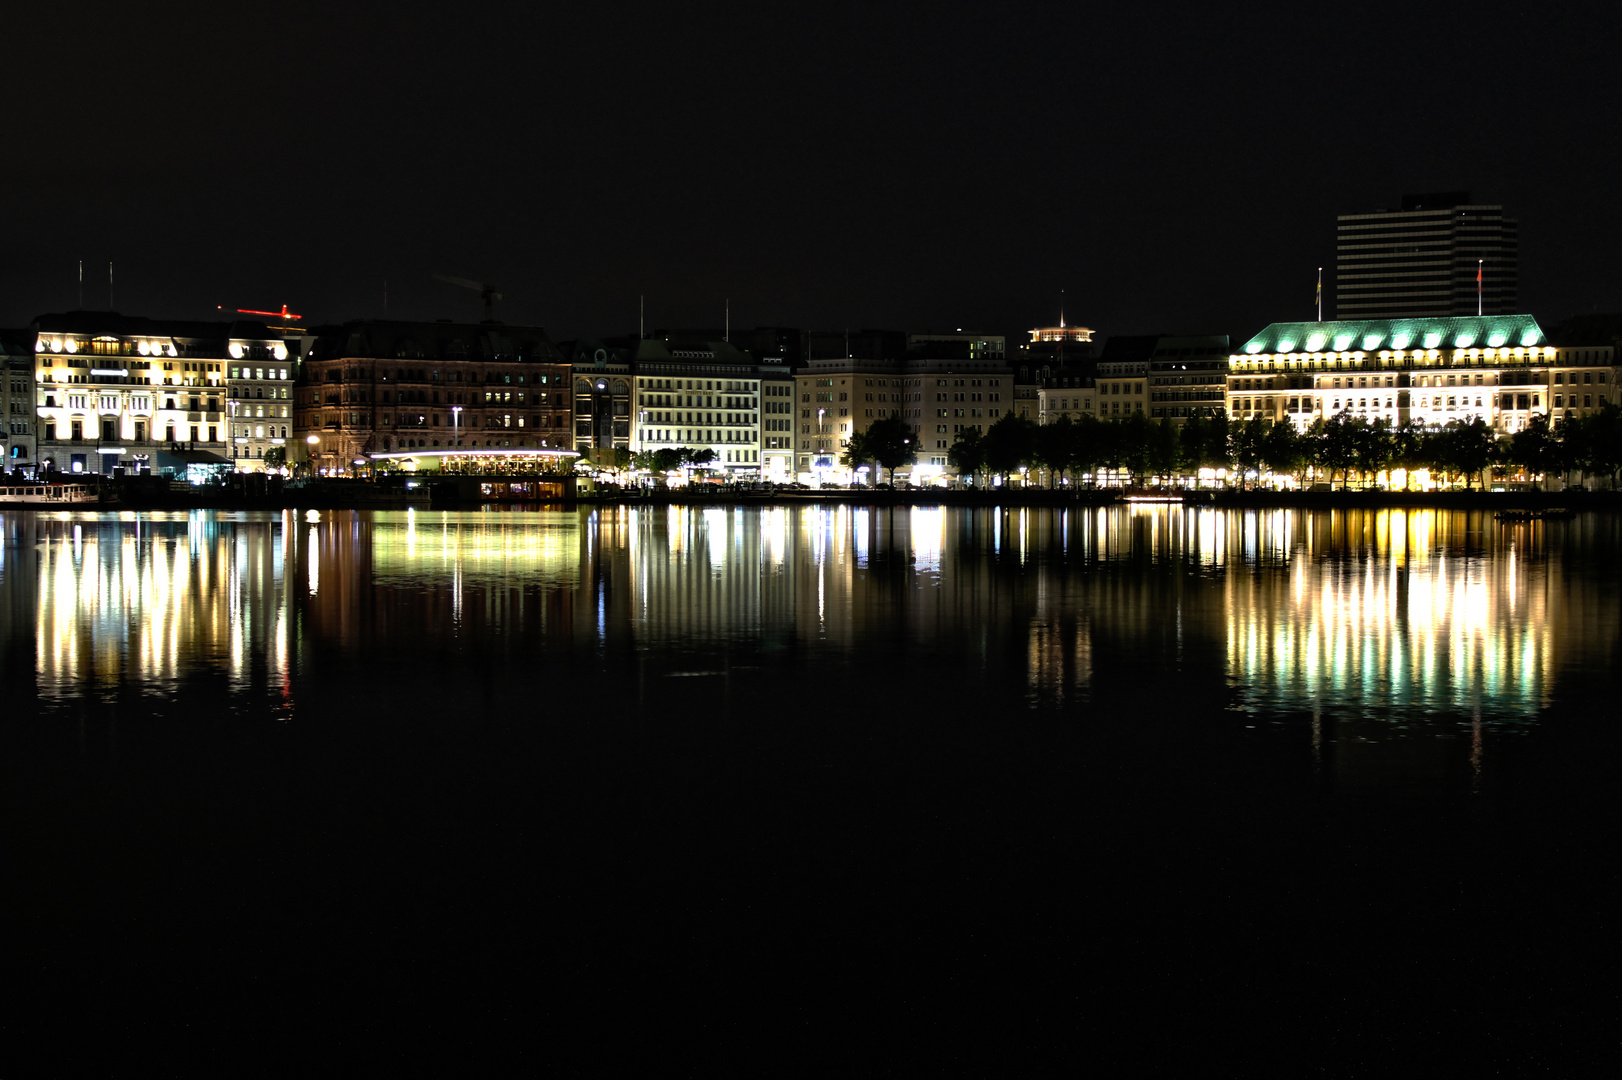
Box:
[217,304,303,331]
[433,274,503,320]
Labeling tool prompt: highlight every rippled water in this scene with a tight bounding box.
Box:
[11,504,1617,734]
[4,504,1616,1071]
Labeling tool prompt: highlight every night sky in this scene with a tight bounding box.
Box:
[7,1,1619,343]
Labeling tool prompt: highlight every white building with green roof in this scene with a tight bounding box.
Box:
[1223,315,1611,434]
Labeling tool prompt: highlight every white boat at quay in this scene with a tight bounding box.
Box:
[0,483,100,505]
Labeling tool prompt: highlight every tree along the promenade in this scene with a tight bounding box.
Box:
[1390,420,1428,490]
[1556,414,1588,488]
[840,429,874,478]
[983,414,1037,484]
[1148,418,1179,485]
[1509,413,1560,491]
[1114,411,1153,486]
[968,406,1622,492]
[1200,411,1234,475]
[1232,415,1268,488]
[1070,415,1108,485]
[1319,411,1361,489]
[1178,412,1209,476]
[947,426,986,485]
[1560,403,1622,488]
[1585,404,1622,487]
[1262,419,1308,487]
[263,446,287,471]
[635,446,716,474]
[865,414,917,484]
[1177,411,1230,478]
[1433,417,1493,488]
[1353,417,1395,487]
[1033,416,1075,487]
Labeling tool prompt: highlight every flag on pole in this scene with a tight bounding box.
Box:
[1478,260,1483,316]
[1315,267,1322,321]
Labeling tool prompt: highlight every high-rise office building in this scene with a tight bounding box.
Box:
[1335,192,1517,319]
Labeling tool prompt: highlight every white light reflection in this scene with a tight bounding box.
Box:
[1226,509,1552,728]
[307,526,320,595]
[911,507,944,575]
[32,515,293,703]
[704,509,727,570]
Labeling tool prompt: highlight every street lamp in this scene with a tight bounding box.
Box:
[306,433,319,475]
[451,405,462,448]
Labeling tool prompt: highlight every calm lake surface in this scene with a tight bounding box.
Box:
[4,505,1616,1072]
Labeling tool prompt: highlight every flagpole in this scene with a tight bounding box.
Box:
[1317,267,1322,322]
[1477,259,1483,317]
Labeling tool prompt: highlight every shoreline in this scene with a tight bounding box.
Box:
[6,487,1619,513]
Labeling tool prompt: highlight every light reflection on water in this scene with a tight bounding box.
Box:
[13,511,292,702]
[3,506,1615,740]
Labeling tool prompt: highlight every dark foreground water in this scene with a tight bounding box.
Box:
[3,505,1616,1073]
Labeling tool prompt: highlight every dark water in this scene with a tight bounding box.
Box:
[3,506,1616,1072]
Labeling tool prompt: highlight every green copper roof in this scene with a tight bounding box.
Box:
[1238,315,1547,356]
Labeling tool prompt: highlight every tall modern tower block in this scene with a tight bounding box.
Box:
[1335,192,1518,319]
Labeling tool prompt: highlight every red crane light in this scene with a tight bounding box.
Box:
[234,304,302,321]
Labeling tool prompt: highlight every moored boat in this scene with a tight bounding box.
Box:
[0,482,100,505]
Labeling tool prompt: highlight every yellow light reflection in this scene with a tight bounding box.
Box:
[33,514,292,702]
[1225,509,1554,726]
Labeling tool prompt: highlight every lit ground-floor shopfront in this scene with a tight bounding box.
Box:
[367,447,582,500]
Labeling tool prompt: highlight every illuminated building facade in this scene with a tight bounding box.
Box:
[1222,315,1619,435]
[31,311,278,476]
[1336,192,1517,319]
[2,331,37,474]
[1546,345,1618,422]
[1037,334,1229,426]
[1037,379,1093,425]
[794,354,1013,480]
[628,338,781,476]
[1094,360,1147,418]
[1149,334,1229,421]
[298,320,569,474]
[225,342,295,469]
[561,337,785,477]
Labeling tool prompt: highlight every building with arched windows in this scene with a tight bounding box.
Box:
[1224,315,1618,434]
[31,311,286,476]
